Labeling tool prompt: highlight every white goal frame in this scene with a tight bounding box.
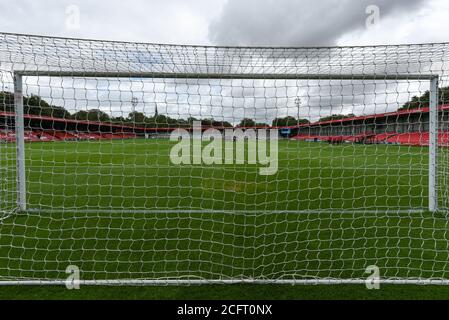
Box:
[13,71,440,214]
[7,70,442,286]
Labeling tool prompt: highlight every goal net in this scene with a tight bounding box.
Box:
[0,33,448,284]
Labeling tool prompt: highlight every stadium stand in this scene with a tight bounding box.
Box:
[0,130,14,142]
[0,111,141,143]
[292,104,449,147]
[365,132,398,144]
[1,104,449,146]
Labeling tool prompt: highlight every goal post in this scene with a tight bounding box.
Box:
[13,73,26,212]
[429,75,439,213]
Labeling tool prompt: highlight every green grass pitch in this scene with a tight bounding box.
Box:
[0,139,449,299]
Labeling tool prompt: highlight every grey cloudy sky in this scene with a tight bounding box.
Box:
[1,0,448,123]
[0,0,447,46]
[210,0,426,46]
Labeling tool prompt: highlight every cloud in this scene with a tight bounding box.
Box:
[0,0,443,47]
[339,0,449,45]
[0,0,224,45]
[209,0,426,46]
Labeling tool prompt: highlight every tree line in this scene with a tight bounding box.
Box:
[399,86,449,111]
[3,87,445,128]
[0,91,310,128]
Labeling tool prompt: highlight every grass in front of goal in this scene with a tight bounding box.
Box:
[0,139,449,289]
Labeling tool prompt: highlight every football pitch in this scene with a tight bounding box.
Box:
[0,139,449,299]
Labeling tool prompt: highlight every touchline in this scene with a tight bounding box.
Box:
[169,121,279,175]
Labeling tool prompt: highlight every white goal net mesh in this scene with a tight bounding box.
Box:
[0,33,448,284]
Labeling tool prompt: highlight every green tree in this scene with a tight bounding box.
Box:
[89,110,110,122]
[24,94,51,116]
[0,91,71,118]
[318,114,355,122]
[128,111,146,124]
[0,91,14,112]
[73,109,110,122]
[48,106,71,119]
[111,116,127,123]
[272,116,308,126]
[238,118,256,127]
[399,86,449,111]
[72,110,88,120]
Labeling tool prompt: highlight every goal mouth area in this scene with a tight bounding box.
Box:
[10,71,441,216]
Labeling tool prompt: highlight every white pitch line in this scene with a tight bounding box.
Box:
[25,208,425,215]
[0,278,449,286]
[0,165,429,171]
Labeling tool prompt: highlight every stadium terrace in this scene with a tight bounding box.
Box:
[1,105,448,146]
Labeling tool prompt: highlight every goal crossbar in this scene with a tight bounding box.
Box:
[15,70,438,81]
